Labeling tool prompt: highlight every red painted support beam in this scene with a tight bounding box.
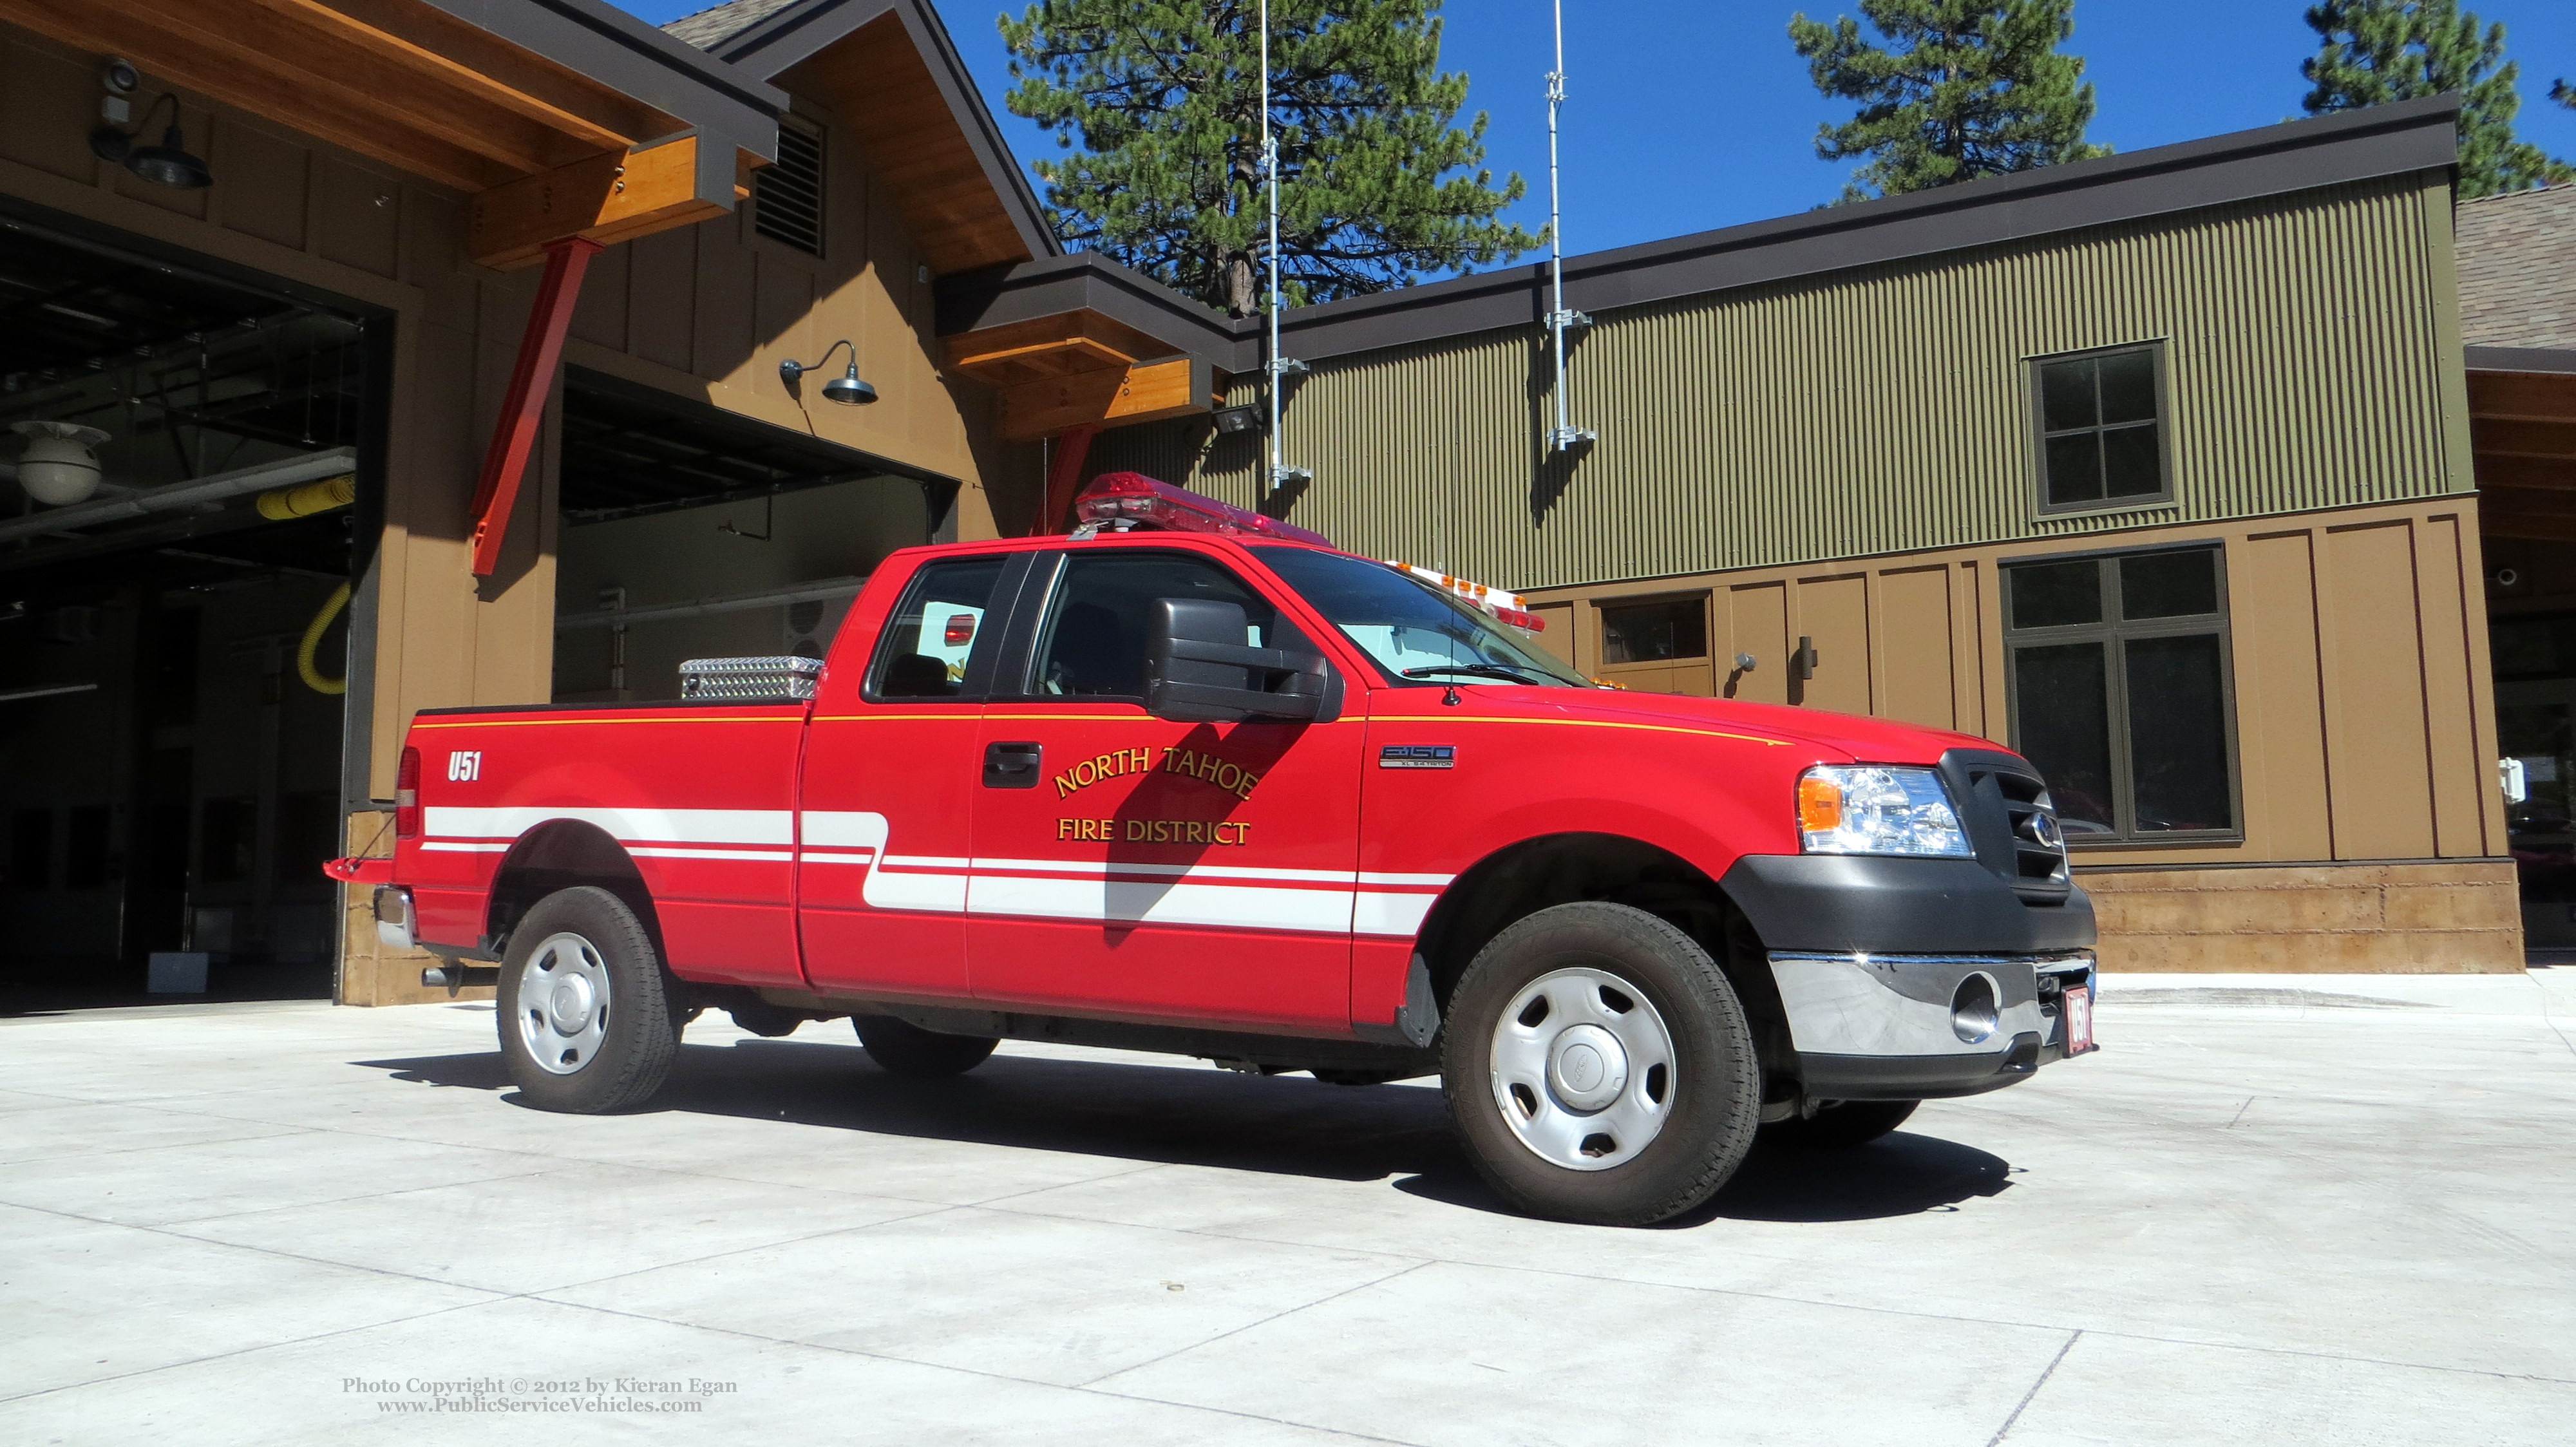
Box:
[467,236,603,577]
[1036,422,1100,535]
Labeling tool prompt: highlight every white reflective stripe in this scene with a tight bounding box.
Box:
[869,869,968,911]
[968,875,1357,934]
[970,856,1359,884]
[1354,891,1439,937]
[1358,871,1454,887]
[423,805,792,846]
[418,804,1448,938]
[799,811,887,849]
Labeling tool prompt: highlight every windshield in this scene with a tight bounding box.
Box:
[1252,547,1590,688]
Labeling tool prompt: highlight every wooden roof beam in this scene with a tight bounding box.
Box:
[2472,418,2576,460]
[998,355,1213,442]
[2476,455,2576,491]
[469,133,731,269]
[945,310,1177,379]
[2468,370,2576,424]
[236,0,638,156]
[299,0,679,142]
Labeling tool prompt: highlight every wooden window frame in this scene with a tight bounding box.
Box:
[2000,540,2244,848]
[1595,591,1714,669]
[2027,341,2175,518]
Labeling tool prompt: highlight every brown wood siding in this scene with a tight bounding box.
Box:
[1532,497,2503,869]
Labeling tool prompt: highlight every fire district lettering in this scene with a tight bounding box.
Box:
[1056,817,1251,845]
[1053,746,1260,801]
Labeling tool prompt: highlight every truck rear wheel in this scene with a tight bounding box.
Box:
[855,1015,999,1077]
[1443,902,1761,1226]
[495,886,677,1113]
[1762,1099,1918,1149]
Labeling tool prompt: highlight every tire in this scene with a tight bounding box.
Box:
[495,886,677,1113]
[1761,1099,1919,1149]
[1443,902,1761,1227]
[855,1014,999,1077]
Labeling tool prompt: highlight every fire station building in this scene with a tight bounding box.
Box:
[0,0,2542,1005]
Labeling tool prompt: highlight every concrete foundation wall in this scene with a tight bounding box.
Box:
[2081,860,2522,973]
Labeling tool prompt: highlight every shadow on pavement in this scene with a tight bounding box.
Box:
[359,1035,2015,1224]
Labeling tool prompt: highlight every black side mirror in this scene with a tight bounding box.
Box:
[1144,598,1331,723]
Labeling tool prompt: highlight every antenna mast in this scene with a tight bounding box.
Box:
[1262,0,1309,493]
[1544,0,1593,453]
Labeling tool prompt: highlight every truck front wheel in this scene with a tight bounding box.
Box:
[495,886,678,1113]
[1444,902,1761,1226]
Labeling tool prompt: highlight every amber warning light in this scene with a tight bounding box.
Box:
[1068,472,1540,634]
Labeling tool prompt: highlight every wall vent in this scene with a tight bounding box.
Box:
[754,119,825,257]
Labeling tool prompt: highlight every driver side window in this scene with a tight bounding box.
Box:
[1027,553,1286,699]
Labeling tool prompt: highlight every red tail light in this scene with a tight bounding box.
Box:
[395,746,421,840]
[943,612,977,647]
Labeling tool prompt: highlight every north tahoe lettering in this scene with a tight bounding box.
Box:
[1053,744,1261,801]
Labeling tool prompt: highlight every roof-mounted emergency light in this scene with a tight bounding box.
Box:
[1070,472,1331,545]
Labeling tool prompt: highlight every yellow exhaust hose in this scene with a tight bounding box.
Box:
[258,473,356,520]
[298,581,351,695]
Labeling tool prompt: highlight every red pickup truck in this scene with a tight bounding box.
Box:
[362,475,2096,1225]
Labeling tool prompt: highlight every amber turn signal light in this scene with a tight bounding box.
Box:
[1796,774,1844,834]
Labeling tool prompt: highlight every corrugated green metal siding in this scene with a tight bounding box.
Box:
[1087,177,2463,590]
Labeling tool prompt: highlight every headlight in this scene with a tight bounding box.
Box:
[1796,765,1974,858]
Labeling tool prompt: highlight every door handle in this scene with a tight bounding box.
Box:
[983,741,1041,789]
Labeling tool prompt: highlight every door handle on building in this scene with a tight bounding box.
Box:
[983,741,1041,788]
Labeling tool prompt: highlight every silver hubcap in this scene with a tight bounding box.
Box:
[1490,967,1676,1171]
[517,932,611,1075]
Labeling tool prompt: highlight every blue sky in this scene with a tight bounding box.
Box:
[626,0,2576,260]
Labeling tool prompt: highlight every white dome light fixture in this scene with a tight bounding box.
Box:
[9,422,113,506]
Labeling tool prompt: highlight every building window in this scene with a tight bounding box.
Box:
[2032,344,2169,513]
[753,118,824,257]
[1600,597,1708,665]
[2003,545,2237,843]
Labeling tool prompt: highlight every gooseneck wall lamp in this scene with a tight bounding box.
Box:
[89,90,213,191]
[779,340,878,406]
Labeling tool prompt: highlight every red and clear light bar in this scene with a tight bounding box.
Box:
[1072,472,1333,545]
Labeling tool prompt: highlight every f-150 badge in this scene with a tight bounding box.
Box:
[1378,744,1455,769]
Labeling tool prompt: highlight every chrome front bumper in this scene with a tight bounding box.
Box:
[1768,950,2096,1100]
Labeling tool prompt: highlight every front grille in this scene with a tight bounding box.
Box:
[1938,750,2071,904]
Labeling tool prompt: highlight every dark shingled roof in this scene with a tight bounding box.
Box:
[2457,182,2576,351]
[661,0,803,51]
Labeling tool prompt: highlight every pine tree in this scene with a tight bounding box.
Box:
[1786,0,2110,202]
[999,0,1538,316]
[2300,1,2571,196]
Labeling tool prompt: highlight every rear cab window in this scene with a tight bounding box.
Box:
[867,556,1014,700]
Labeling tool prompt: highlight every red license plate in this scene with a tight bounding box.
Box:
[2064,984,2095,1055]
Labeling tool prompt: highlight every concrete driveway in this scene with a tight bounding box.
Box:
[3,971,2573,1445]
